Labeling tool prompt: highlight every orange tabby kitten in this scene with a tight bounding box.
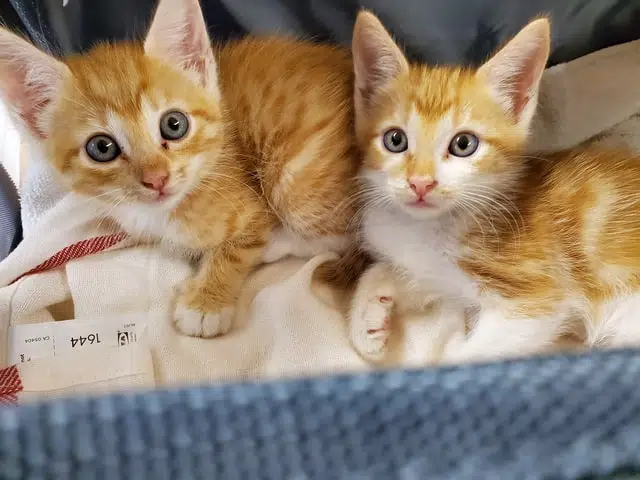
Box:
[349,13,640,363]
[0,0,360,337]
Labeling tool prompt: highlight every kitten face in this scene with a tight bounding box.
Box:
[352,12,550,220]
[45,44,223,211]
[0,0,223,216]
[360,68,527,219]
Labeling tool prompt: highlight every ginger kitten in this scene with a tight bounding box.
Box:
[350,12,640,363]
[0,0,360,337]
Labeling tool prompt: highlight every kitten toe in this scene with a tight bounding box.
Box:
[201,306,235,338]
[350,295,394,362]
[173,303,235,338]
[173,276,237,338]
[174,302,208,337]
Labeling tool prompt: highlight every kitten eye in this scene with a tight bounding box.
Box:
[85,134,121,163]
[160,110,190,140]
[448,132,479,158]
[383,128,408,153]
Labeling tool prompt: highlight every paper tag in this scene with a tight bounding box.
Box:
[8,317,145,365]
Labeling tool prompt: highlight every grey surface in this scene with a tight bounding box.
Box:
[0,163,20,260]
[1,349,640,478]
[5,0,640,66]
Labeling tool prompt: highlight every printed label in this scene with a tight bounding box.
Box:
[8,317,144,365]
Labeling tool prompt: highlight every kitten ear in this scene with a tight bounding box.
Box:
[477,18,551,131]
[0,28,70,139]
[352,11,409,110]
[144,0,219,96]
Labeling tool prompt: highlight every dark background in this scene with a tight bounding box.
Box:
[1,0,640,67]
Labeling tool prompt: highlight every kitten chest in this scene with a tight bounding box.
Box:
[113,204,193,249]
[363,208,479,302]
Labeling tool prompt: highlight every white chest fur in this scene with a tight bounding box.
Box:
[112,203,192,251]
[362,207,478,302]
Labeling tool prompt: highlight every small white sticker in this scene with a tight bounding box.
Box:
[8,317,144,365]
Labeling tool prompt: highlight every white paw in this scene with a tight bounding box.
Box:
[174,303,235,338]
[350,294,394,362]
[441,329,497,366]
[440,330,468,365]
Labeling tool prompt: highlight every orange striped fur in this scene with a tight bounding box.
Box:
[0,0,363,337]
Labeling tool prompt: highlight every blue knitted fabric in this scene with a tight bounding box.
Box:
[1,349,639,479]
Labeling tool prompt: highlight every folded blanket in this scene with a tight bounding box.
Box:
[2,39,640,402]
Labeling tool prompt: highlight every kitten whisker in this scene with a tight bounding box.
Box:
[460,189,523,252]
[453,198,490,247]
[195,179,246,216]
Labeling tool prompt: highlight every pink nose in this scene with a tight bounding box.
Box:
[409,177,437,197]
[141,171,169,192]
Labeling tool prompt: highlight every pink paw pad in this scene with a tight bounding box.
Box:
[367,317,390,335]
[378,296,393,304]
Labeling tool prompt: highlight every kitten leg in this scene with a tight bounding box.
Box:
[174,235,267,338]
[349,262,397,361]
[591,293,640,348]
[261,227,350,264]
[442,308,565,365]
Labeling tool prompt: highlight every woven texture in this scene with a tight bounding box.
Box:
[1,349,639,479]
[10,232,127,284]
[0,163,20,262]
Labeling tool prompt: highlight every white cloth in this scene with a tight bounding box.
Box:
[0,195,457,401]
[3,39,640,401]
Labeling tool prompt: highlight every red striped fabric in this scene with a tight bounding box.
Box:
[0,365,22,405]
[10,232,128,285]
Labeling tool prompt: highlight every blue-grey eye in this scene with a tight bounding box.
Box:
[383,128,408,153]
[160,110,190,140]
[448,132,479,157]
[85,134,121,162]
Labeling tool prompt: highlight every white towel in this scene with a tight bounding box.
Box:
[0,194,461,402]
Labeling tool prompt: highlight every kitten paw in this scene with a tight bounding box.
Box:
[440,330,467,364]
[174,303,235,338]
[350,294,394,362]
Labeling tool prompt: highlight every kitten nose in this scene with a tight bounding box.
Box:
[141,170,169,191]
[409,177,437,197]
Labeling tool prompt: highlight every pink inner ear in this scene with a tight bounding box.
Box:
[480,20,550,124]
[168,18,212,88]
[511,67,536,120]
[23,97,51,139]
[185,48,208,87]
[5,65,50,139]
